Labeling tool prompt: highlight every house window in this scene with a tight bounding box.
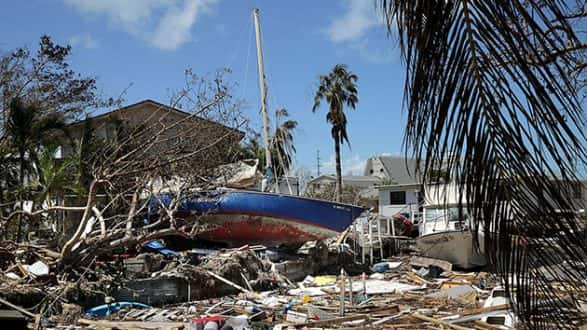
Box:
[389,191,406,204]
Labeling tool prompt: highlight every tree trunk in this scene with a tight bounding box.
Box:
[0,173,4,239]
[124,190,139,238]
[334,135,342,202]
[60,179,98,261]
[16,150,25,242]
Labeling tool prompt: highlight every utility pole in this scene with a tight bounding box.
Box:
[317,149,321,176]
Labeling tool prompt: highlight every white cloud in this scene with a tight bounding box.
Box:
[64,0,218,50]
[151,1,204,49]
[325,0,381,43]
[63,0,166,33]
[69,34,98,49]
[324,0,393,63]
[322,154,367,176]
[349,39,393,63]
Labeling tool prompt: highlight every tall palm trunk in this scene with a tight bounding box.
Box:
[334,135,342,202]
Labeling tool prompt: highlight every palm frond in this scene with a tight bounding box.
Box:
[382,1,587,328]
[271,109,298,177]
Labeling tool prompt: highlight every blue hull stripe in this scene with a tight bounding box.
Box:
[179,190,365,232]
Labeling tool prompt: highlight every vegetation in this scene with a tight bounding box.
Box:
[312,64,358,202]
[381,1,586,327]
[6,98,67,241]
[305,182,362,205]
[236,108,298,180]
[0,35,112,129]
[0,37,246,266]
[271,108,298,178]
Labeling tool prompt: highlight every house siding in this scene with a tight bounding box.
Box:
[378,185,420,217]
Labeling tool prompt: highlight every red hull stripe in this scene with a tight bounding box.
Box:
[182,209,343,232]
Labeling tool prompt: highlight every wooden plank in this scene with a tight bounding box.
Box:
[206,270,258,298]
[78,318,187,330]
[458,304,511,317]
[412,313,473,330]
[411,256,453,271]
[298,314,368,327]
[474,320,510,329]
[406,272,434,285]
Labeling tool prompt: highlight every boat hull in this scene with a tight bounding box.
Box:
[171,190,364,247]
[416,230,486,269]
[193,213,340,247]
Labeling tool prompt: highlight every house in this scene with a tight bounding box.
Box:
[364,155,423,218]
[363,155,420,183]
[59,99,245,231]
[305,155,422,207]
[62,99,244,165]
[377,183,422,218]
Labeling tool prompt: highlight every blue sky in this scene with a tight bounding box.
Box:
[0,0,410,176]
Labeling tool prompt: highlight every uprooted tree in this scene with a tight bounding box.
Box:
[0,64,247,267]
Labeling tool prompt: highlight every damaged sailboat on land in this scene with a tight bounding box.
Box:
[148,8,365,248]
[160,189,364,247]
[416,183,486,269]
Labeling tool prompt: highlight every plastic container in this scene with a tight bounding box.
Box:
[191,316,225,330]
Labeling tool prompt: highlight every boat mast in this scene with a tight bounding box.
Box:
[252,8,273,173]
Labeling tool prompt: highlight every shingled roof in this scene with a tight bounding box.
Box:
[368,155,421,184]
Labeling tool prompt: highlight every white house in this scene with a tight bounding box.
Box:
[364,156,420,183]
[378,183,422,218]
[366,155,423,218]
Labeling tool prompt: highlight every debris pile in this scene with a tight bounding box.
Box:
[2,237,583,329]
[77,255,514,329]
[0,239,364,328]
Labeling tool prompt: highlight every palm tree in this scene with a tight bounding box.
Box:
[380,1,586,328]
[36,144,80,207]
[6,98,65,241]
[312,64,358,202]
[272,108,298,178]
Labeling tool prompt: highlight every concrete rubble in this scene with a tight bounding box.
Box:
[0,235,549,330]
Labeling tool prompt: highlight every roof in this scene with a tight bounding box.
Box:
[308,175,382,184]
[343,175,383,183]
[370,155,421,184]
[377,183,422,190]
[65,99,245,139]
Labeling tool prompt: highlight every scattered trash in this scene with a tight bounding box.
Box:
[22,261,49,278]
[312,275,337,286]
[0,238,528,329]
[85,301,150,317]
[371,261,402,273]
[142,240,180,257]
[369,272,384,280]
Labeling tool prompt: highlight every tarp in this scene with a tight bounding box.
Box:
[213,159,261,188]
[85,302,150,317]
[142,240,179,257]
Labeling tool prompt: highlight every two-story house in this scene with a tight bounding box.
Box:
[364,156,423,218]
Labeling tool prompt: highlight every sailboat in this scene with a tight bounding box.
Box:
[416,183,486,268]
[159,9,365,247]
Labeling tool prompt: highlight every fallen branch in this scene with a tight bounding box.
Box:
[206,270,254,296]
[0,296,37,319]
